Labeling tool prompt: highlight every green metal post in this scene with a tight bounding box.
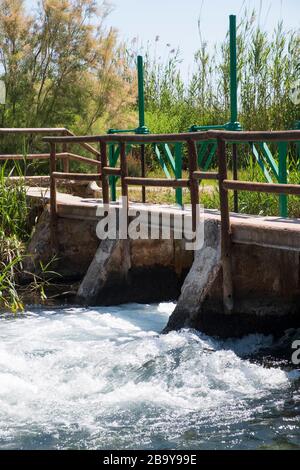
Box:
[278,142,288,217]
[137,55,146,202]
[229,15,238,124]
[175,143,183,206]
[137,55,145,128]
[229,15,239,212]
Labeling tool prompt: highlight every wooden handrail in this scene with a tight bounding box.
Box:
[124,177,189,188]
[0,152,100,167]
[0,127,100,160]
[0,153,66,160]
[0,128,67,134]
[43,132,212,144]
[207,129,300,142]
[43,129,300,145]
[52,172,101,181]
[64,129,100,157]
[193,171,219,180]
[223,179,300,196]
[102,167,121,176]
[62,152,100,167]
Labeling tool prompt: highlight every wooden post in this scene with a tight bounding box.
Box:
[232,143,238,212]
[50,142,58,250]
[100,141,109,204]
[120,143,128,197]
[96,140,102,194]
[120,142,129,232]
[62,142,69,173]
[141,144,146,203]
[187,140,200,234]
[217,138,234,314]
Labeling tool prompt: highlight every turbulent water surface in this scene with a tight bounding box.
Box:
[0,303,299,450]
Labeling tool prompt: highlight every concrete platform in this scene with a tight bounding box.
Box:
[26,187,300,251]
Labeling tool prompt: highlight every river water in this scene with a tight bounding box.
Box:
[0,303,299,450]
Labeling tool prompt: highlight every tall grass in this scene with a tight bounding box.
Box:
[0,162,29,239]
[0,242,24,312]
[0,163,28,311]
[142,10,299,136]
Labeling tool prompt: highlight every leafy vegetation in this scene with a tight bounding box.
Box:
[0,0,136,144]
[0,162,27,311]
[0,163,60,311]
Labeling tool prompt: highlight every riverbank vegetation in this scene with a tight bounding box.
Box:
[0,163,28,310]
[0,163,60,311]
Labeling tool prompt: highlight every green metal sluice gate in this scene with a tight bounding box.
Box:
[105,15,299,218]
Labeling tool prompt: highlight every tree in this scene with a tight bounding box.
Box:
[0,0,136,134]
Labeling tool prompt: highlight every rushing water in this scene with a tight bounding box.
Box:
[0,303,299,450]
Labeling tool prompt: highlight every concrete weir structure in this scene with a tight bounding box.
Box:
[25,188,300,338]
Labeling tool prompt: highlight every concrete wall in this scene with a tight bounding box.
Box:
[23,209,100,281]
[165,218,300,338]
[24,205,300,338]
[197,243,300,337]
[23,208,193,303]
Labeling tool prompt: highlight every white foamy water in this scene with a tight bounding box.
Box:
[0,303,299,450]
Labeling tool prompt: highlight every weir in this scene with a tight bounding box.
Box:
[1,128,300,337]
[22,127,300,338]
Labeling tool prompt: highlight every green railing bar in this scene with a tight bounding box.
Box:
[137,55,145,129]
[203,142,217,171]
[108,144,132,201]
[154,142,183,205]
[111,145,120,167]
[251,143,273,183]
[278,141,288,217]
[162,143,176,174]
[154,144,172,179]
[197,141,209,167]
[174,142,183,206]
[258,142,279,180]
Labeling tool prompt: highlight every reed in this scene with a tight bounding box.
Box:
[142,10,299,136]
[0,162,28,310]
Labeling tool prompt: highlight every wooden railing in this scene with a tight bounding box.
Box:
[0,127,100,176]
[43,129,300,314]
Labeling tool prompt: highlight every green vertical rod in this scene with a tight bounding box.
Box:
[229,15,238,124]
[278,142,288,217]
[230,15,239,213]
[137,55,145,128]
[138,55,146,201]
[175,143,183,206]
